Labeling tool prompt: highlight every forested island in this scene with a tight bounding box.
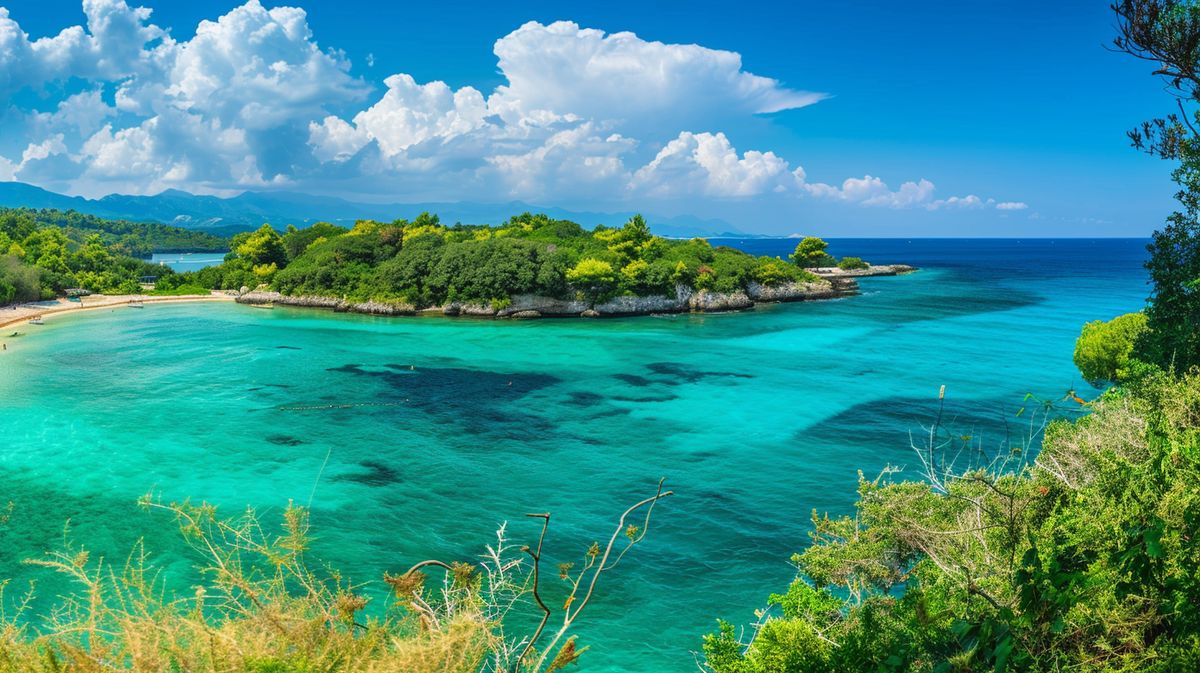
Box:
[0,207,912,318]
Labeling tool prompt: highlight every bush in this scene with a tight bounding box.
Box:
[1073,312,1150,385]
[837,257,869,270]
[705,370,1200,672]
[0,485,672,673]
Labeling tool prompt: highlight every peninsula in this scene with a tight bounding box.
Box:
[0,207,915,325]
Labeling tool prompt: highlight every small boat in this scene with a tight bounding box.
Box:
[128,300,145,308]
[28,317,44,325]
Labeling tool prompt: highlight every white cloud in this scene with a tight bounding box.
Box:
[486,21,825,136]
[996,201,1029,210]
[488,123,635,199]
[310,73,487,162]
[802,175,937,208]
[631,132,794,197]
[0,3,1021,217]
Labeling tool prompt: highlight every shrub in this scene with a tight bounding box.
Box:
[790,237,835,268]
[837,256,869,270]
[705,371,1200,672]
[1073,312,1150,385]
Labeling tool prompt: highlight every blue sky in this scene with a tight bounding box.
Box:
[0,0,1178,235]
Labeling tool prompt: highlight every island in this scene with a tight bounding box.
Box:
[0,208,915,325]
[220,214,915,318]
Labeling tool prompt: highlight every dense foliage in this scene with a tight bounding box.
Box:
[704,370,1200,672]
[0,208,225,257]
[0,208,229,302]
[1113,0,1200,370]
[186,212,833,306]
[1073,312,1150,385]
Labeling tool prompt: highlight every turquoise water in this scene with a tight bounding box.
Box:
[0,239,1148,671]
[149,251,229,272]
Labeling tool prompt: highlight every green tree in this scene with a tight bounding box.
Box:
[233,224,288,269]
[566,258,617,306]
[1073,312,1150,385]
[836,257,869,270]
[1114,1,1200,369]
[790,237,834,268]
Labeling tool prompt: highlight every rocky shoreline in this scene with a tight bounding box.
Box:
[236,264,916,319]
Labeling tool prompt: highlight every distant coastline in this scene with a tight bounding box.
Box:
[236,264,917,319]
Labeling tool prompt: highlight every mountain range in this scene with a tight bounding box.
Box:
[0,181,748,239]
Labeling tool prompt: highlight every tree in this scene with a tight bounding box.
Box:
[1073,312,1150,385]
[790,237,834,268]
[566,258,617,306]
[1114,0,1200,369]
[232,224,288,269]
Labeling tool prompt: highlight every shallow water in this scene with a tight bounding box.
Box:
[0,238,1149,671]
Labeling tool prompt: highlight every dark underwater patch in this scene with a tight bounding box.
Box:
[566,391,605,407]
[612,373,656,387]
[265,434,305,446]
[612,394,678,403]
[645,362,754,383]
[334,459,402,487]
[275,345,302,350]
[798,395,1050,470]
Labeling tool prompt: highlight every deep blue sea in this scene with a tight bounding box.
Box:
[0,238,1150,671]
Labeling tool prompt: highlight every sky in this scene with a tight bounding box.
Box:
[0,0,1181,235]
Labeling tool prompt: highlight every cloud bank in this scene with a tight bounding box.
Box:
[0,1,1024,216]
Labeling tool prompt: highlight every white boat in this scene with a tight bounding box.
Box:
[28,316,44,325]
[128,300,145,308]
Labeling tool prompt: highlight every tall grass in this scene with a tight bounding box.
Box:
[0,483,671,673]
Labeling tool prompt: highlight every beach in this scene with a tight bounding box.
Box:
[0,292,235,347]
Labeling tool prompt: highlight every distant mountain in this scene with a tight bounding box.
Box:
[0,182,748,238]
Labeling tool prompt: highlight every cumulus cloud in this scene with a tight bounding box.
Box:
[487,21,825,134]
[0,2,1022,215]
[631,132,795,197]
[309,74,487,162]
[800,174,1020,211]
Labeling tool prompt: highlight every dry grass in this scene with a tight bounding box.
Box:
[0,483,671,673]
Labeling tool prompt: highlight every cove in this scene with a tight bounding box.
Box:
[0,238,1149,672]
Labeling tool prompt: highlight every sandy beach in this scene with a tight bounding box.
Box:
[0,292,235,347]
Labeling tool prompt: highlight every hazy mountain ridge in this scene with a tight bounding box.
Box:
[0,182,749,239]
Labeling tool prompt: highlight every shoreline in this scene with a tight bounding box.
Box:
[0,265,915,349]
[0,292,235,332]
[236,264,917,319]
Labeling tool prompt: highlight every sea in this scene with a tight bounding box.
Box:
[0,238,1150,671]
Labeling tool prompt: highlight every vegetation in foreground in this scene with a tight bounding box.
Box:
[703,370,1200,672]
[0,484,671,673]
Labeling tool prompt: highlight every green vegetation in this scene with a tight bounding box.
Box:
[0,208,225,257]
[701,4,1200,671]
[183,212,823,306]
[0,210,214,301]
[790,237,837,269]
[836,256,869,271]
[703,371,1200,672]
[1073,312,1150,385]
[0,484,671,673]
[1113,0,1200,371]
